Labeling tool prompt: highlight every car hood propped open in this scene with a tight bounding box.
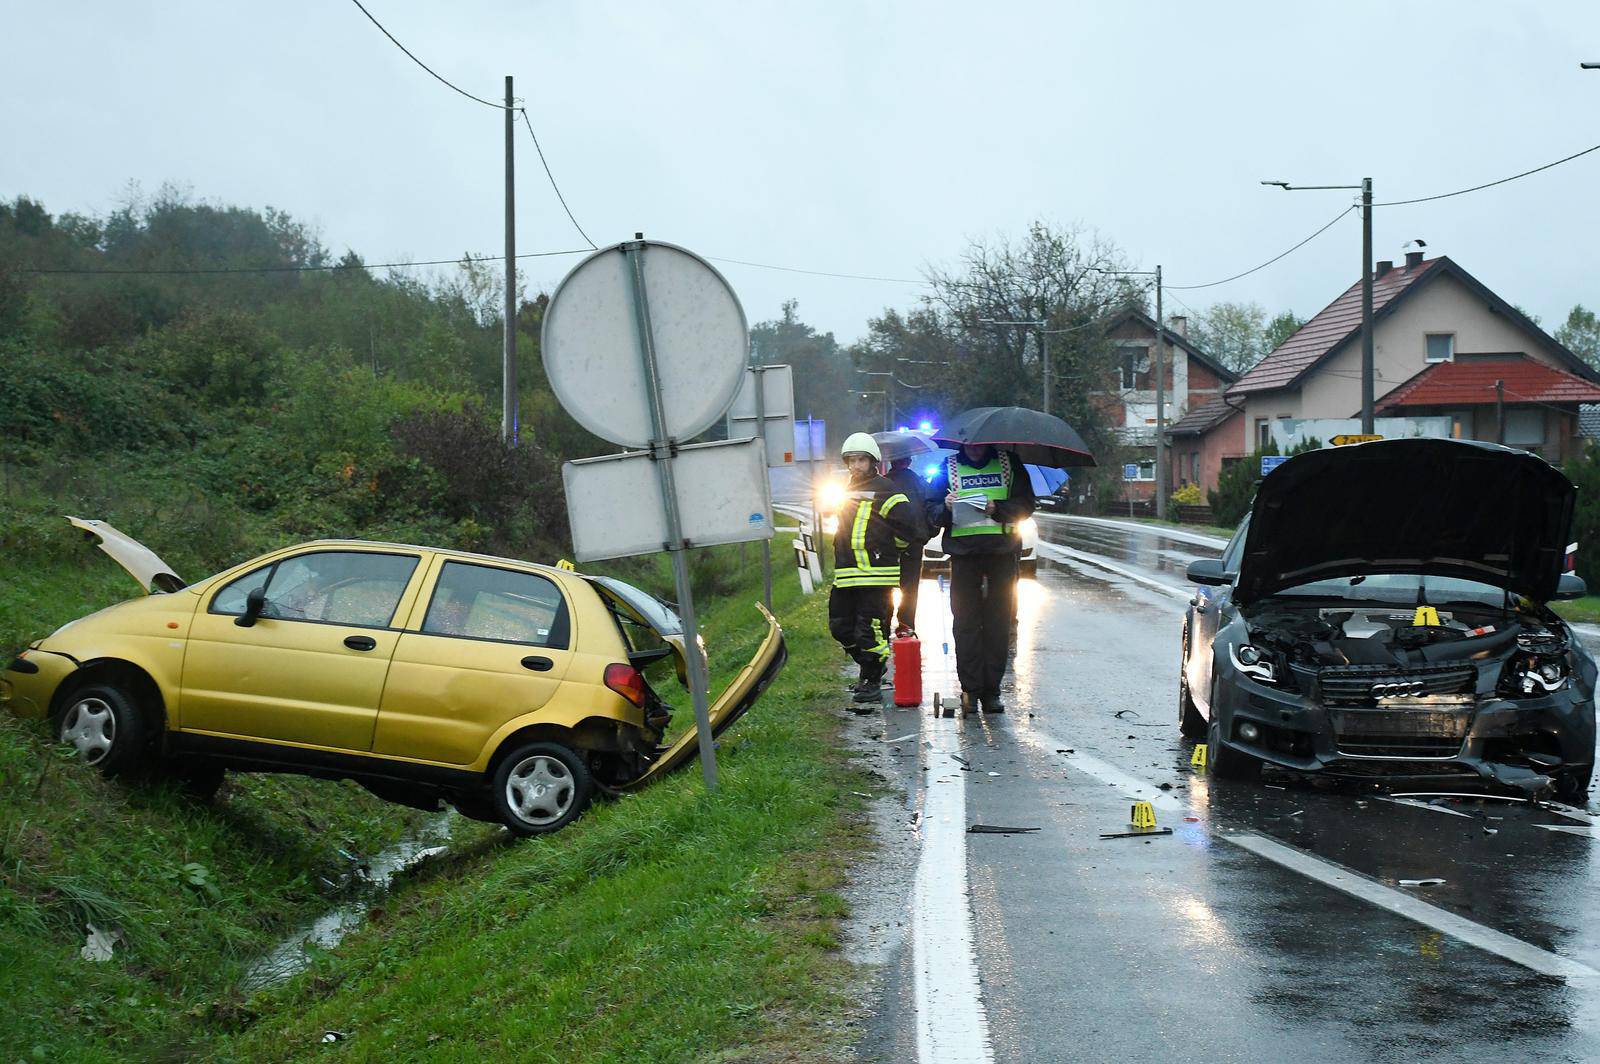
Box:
[1235,438,1575,605]
[67,517,185,594]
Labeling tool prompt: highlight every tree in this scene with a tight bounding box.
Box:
[1565,441,1600,590]
[1264,310,1304,353]
[750,299,857,437]
[1556,305,1600,369]
[1188,302,1267,373]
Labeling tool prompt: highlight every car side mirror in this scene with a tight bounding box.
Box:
[235,586,267,627]
[1187,558,1230,587]
[1555,573,1587,601]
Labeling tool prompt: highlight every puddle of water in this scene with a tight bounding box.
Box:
[240,812,456,992]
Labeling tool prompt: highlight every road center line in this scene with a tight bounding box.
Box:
[1016,721,1600,987]
[912,721,994,1064]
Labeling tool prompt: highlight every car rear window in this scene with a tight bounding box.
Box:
[421,562,570,649]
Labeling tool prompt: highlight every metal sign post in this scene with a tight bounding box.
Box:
[753,368,773,611]
[622,241,720,792]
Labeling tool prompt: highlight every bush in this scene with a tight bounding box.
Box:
[1207,437,1321,526]
[1170,483,1204,507]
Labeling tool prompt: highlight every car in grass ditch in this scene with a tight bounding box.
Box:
[0,519,785,835]
[1179,438,1596,799]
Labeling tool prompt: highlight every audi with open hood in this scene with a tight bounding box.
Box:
[1178,438,1596,798]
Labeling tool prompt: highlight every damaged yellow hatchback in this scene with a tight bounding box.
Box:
[0,519,785,835]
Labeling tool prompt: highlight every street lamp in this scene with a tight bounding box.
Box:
[857,373,893,432]
[977,318,1051,414]
[1262,177,1375,433]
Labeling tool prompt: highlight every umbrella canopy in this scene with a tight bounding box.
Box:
[872,429,940,464]
[932,406,1097,469]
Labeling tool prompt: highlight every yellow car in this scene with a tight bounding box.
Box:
[1,519,785,835]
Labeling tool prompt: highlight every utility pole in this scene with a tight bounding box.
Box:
[1495,379,1506,444]
[1153,264,1166,521]
[1263,177,1375,433]
[502,75,518,445]
[1360,178,1374,434]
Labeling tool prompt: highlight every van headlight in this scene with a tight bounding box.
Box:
[1229,643,1278,685]
[1017,518,1038,538]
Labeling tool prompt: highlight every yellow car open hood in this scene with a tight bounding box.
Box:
[67,517,186,594]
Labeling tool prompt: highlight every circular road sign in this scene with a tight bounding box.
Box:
[542,240,748,450]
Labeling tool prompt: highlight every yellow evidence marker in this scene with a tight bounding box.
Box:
[1130,801,1158,830]
[1191,744,1208,769]
[1413,605,1440,627]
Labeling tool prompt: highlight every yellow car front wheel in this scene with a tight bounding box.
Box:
[491,741,593,836]
[56,683,149,778]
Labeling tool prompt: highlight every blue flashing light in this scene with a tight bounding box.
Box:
[922,464,940,481]
[897,425,910,433]
[919,420,934,433]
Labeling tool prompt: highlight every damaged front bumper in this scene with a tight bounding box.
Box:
[1,647,77,721]
[1209,672,1595,795]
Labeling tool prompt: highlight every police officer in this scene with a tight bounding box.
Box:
[829,433,927,706]
[925,443,1035,714]
[883,455,930,637]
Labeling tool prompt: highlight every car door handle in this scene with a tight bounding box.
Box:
[521,655,554,672]
[344,635,377,651]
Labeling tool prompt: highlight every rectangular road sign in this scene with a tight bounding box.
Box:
[1122,463,1139,481]
[1261,455,1289,476]
[726,364,795,467]
[1331,434,1384,446]
[563,437,775,562]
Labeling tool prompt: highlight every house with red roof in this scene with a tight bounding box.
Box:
[1173,251,1600,496]
[1094,308,1237,500]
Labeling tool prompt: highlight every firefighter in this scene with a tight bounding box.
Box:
[924,443,1036,714]
[828,433,927,706]
[883,455,931,637]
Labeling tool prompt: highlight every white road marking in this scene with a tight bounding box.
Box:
[1040,513,1230,549]
[1016,720,1600,992]
[1033,542,1191,604]
[912,723,993,1064]
[1225,832,1600,981]
[1539,823,1600,840]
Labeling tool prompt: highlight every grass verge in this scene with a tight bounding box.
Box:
[1552,595,1600,626]
[199,539,872,1062]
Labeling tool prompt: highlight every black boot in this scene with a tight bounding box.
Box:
[981,693,1005,714]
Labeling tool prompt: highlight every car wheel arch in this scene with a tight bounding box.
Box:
[52,658,167,735]
[485,717,637,776]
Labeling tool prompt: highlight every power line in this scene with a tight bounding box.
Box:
[706,256,929,285]
[1167,206,1356,291]
[518,108,598,250]
[25,248,590,277]
[1374,141,1600,207]
[346,0,503,109]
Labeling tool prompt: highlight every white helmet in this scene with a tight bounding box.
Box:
[840,432,882,463]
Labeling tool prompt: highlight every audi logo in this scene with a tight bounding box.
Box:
[1371,681,1426,698]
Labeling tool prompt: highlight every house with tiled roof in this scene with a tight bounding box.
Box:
[1181,252,1600,492]
[1094,308,1236,500]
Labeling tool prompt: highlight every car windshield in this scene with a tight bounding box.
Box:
[1275,573,1513,607]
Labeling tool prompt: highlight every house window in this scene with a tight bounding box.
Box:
[1255,418,1270,450]
[1120,346,1147,390]
[1189,453,1200,484]
[1426,334,1455,363]
[1504,409,1544,448]
[1136,459,1156,481]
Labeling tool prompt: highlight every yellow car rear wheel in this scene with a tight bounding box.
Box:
[491,741,593,836]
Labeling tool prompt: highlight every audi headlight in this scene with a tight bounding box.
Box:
[1230,643,1277,685]
[1518,659,1568,694]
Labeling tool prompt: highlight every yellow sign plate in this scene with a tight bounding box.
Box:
[1331,434,1383,446]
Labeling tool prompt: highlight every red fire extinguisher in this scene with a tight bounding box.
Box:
[893,636,922,707]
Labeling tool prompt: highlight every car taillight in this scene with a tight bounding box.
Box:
[604,663,646,707]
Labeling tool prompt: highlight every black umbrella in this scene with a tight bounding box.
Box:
[931,406,1097,468]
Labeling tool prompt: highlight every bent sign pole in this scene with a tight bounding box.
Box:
[621,240,719,791]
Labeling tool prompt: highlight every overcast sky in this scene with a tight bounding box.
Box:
[4,1,1598,344]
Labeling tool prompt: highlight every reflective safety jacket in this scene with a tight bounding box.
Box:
[923,450,1037,557]
[831,472,927,587]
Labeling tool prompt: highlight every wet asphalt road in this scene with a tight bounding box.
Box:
[856,515,1600,1063]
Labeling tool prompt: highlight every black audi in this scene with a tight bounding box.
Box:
[1179,438,1597,800]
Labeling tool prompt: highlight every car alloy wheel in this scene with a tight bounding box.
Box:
[490,740,593,836]
[55,683,148,776]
